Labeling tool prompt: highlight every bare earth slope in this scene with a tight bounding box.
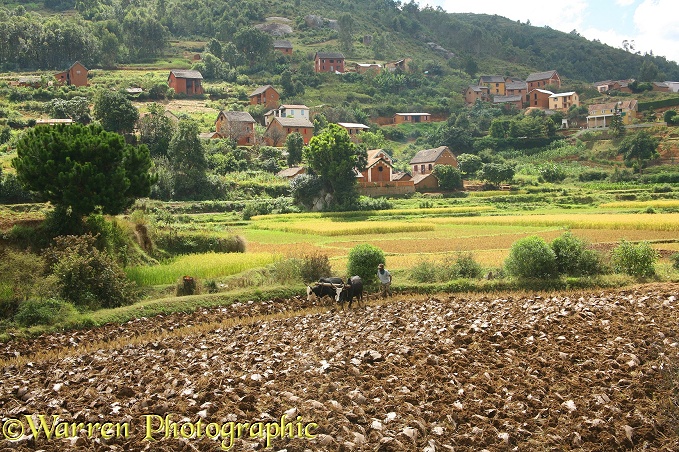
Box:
[1,284,679,451]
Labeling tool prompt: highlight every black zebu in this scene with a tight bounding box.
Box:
[307,276,364,309]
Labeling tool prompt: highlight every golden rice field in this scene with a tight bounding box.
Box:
[236,211,679,275]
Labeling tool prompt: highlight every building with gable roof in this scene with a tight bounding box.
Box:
[528,89,554,109]
[337,122,370,142]
[274,40,293,55]
[314,52,345,73]
[357,149,415,196]
[168,69,203,95]
[409,146,458,176]
[464,85,490,105]
[215,111,256,145]
[249,85,280,109]
[549,92,580,111]
[478,75,506,96]
[265,116,314,146]
[587,100,638,128]
[54,61,88,87]
[526,70,561,91]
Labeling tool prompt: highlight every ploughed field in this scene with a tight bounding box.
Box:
[1,284,679,451]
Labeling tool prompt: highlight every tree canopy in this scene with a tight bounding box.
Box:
[618,130,660,173]
[93,89,139,134]
[12,124,153,217]
[303,124,366,208]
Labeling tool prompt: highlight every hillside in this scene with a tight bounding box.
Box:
[0,0,678,84]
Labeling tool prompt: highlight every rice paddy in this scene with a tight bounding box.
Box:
[125,252,277,286]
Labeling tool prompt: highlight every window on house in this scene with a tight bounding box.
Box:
[429,164,433,171]
[378,166,383,172]
[421,165,425,173]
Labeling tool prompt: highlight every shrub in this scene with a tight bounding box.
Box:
[551,232,603,276]
[410,259,439,283]
[578,170,608,182]
[445,252,484,279]
[14,298,78,327]
[176,276,201,296]
[611,240,657,278]
[538,163,567,183]
[505,236,557,279]
[671,253,679,270]
[347,244,386,284]
[269,257,302,284]
[300,253,332,282]
[42,234,139,310]
[154,232,245,255]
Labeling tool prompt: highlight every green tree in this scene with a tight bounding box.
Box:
[609,108,625,138]
[618,130,660,174]
[479,162,515,185]
[233,27,273,66]
[463,56,478,78]
[303,124,365,208]
[359,130,387,150]
[285,132,304,167]
[12,124,153,217]
[167,119,208,200]
[639,59,659,82]
[432,165,463,190]
[663,110,677,124]
[47,97,91,124]
[338,13,354,54]
[93,89,139,134]
[138,103,176,157]
[456,153,483,177]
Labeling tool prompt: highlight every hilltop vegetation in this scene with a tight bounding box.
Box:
[0,0,678,84]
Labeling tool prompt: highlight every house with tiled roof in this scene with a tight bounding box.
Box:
[526,70,561,91]
[478,75,506,95]
[168,69,203,95]
[493,95,523,110]
[215,111,256,145]
[314,52,345,73]
[277,167,306,179]
[265,116,314,146]
[264,104,310,126]
[587,100,638,129]
[410,146,458,176]
[249,85,280,109]
[464,85,490,105]
[274,40,293,55]
[505,81,528,100]
[357,149,415,196]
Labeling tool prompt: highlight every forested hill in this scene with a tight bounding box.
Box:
[1,0,678,82]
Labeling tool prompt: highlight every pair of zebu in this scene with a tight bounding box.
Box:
[306,276,364,309]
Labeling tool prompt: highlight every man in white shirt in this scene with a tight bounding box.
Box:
[377,263,392,298]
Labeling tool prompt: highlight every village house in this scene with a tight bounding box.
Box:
[464,85,490,105]
[505,81,528,100]
[357,149,415,196]
[265,116,314,146]
[478,76,506,96]
[651,82,670,92]
[528,89,554,109]
[273,40,293,55]
[198,131,223,140]
[410,146,458,176]
[249,85,280,109]
[412,173,439,191]
[337,122,370,142]
[355,63,382,74]
[385,58,410,72]
[493,95,523,110]
[665,81,679,93]
[215,111,256,146]
[549,92,579,111]
[168,69,203,96]
[587,100,638,129]
[314,52,345,73]
[526,70,561,91]
[15,76,43,88]
[393,113,431,124]
[277,167,305,179]
[594,80,633,93]
[54,61,88,87]
[264,104,310,126]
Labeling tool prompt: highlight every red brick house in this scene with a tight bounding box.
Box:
[249,85,280,109]
[314,52,345,73]
[215,111,256,146]
[54,61,88,87]
[168,70,203,96]
[265,116,314,146]
[526,70,561,91]
[393,113,431,124]
[464,85,490,105]
[527,89,554,109]
[410,146,458,175]
[357,149,415,196]
[505,81,528,100]
[274,40,293,55]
